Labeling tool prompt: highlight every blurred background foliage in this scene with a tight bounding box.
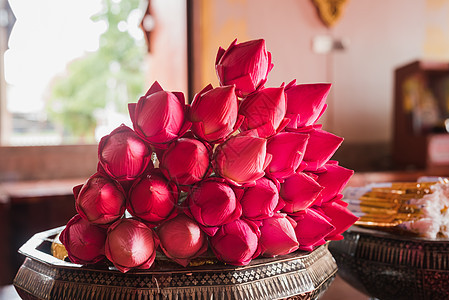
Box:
[46,0,146,143]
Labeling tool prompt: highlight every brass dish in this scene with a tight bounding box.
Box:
[329,226,449,300]
[14,226,337,300]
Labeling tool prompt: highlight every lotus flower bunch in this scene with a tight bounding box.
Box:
[60,38,358,272]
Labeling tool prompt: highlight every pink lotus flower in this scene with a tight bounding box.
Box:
[75,173,126,226]
[239,87,289,138]
[318,199,359,241]
[314,162,354,204]
[210,219,261,266]
[128,81,190,147]
[98,124,153,182]
[259,213,299,257]
[280,172,323,213]
[59,214,107,265]
[160,138,211,186]
[127,170,178,227]
[284,80,331,129]
[157,214,208,267]
[213,131,272,186]
[240,177,282,220]
[189,84,244,143]
[291,208,336,251]
[184,177,242,236]
[266,132,309,179]
[290,127,343,171]
[215,39,273,97]
[105,218,159,273]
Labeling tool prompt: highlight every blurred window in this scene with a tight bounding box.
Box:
[1,0,148,145]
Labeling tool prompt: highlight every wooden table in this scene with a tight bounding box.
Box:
[0,178,84,285]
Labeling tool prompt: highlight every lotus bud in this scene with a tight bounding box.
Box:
[284,80,331,129]
[240,177,281,220]
[157,214,208,267]
[105,218,159,273]
[127,170,178,227]
[75,173,126,226]
[184,177,242,236]
[98,124,153,182]
[189,85,244,143]
[210,219,261,266]
[291,208,336,251]
[128,81,191,147]
[160,138,211,186]
[318,199,359,241]
[259,213,299,257]
[239,87,289,138]
[213,131,272,186]
[266,132,309,179]
[215,39,273,97]
[280,172,323,213]
[290,127,343,171]
[59,214,107,264]
[314,163,354,204]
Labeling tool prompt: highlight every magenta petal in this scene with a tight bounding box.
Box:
[319,201,359,240]
[157,214,208,267]
[239,87,286,138]
[210,219,261,266]
[280,172,323,213]
[292,208,335,251]
[105,219,159,273]
[160,138,211,185]
[266,132,309,179]
[285,82,331,128]
[259,214,299,257]
[294,128,343,171]
[184,177,242,234]
[98,124,153,181]
[315,164,354,203]
[240,177,280,220]
[213,132,268,186]
[215,39,272,97]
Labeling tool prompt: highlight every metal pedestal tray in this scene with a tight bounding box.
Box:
[14,226,337,300]
[329,226,449,300]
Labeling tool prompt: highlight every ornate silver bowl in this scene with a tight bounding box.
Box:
[14,226,337,300]
[329,226,449,300]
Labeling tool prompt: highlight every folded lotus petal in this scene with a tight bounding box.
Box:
[127,169,178,227]
[210,219,261,266]
[129,81,191,146]
[292,208,335,251]
[98,124,153,181]
[160,138,211,186]
[184,177,242,235]
[157,214,208,267]
[60,214,107,265]
[280,172,323,213]
[284,80,331,129]
[190,85,242,143]
[105,218,159,273]
[213,132,270,186]
[314,164,354,203]
[266,132,309,179]
[240,177,280,220]
[259,213,299,257]
[318,201,359,240]
[239,87,287,138]
[75,173,126,226]
[215,39,273,97]
[291,127,343,171]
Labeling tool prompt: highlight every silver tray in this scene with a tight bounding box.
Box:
[329,226,449,300]
[14,226,337,300]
